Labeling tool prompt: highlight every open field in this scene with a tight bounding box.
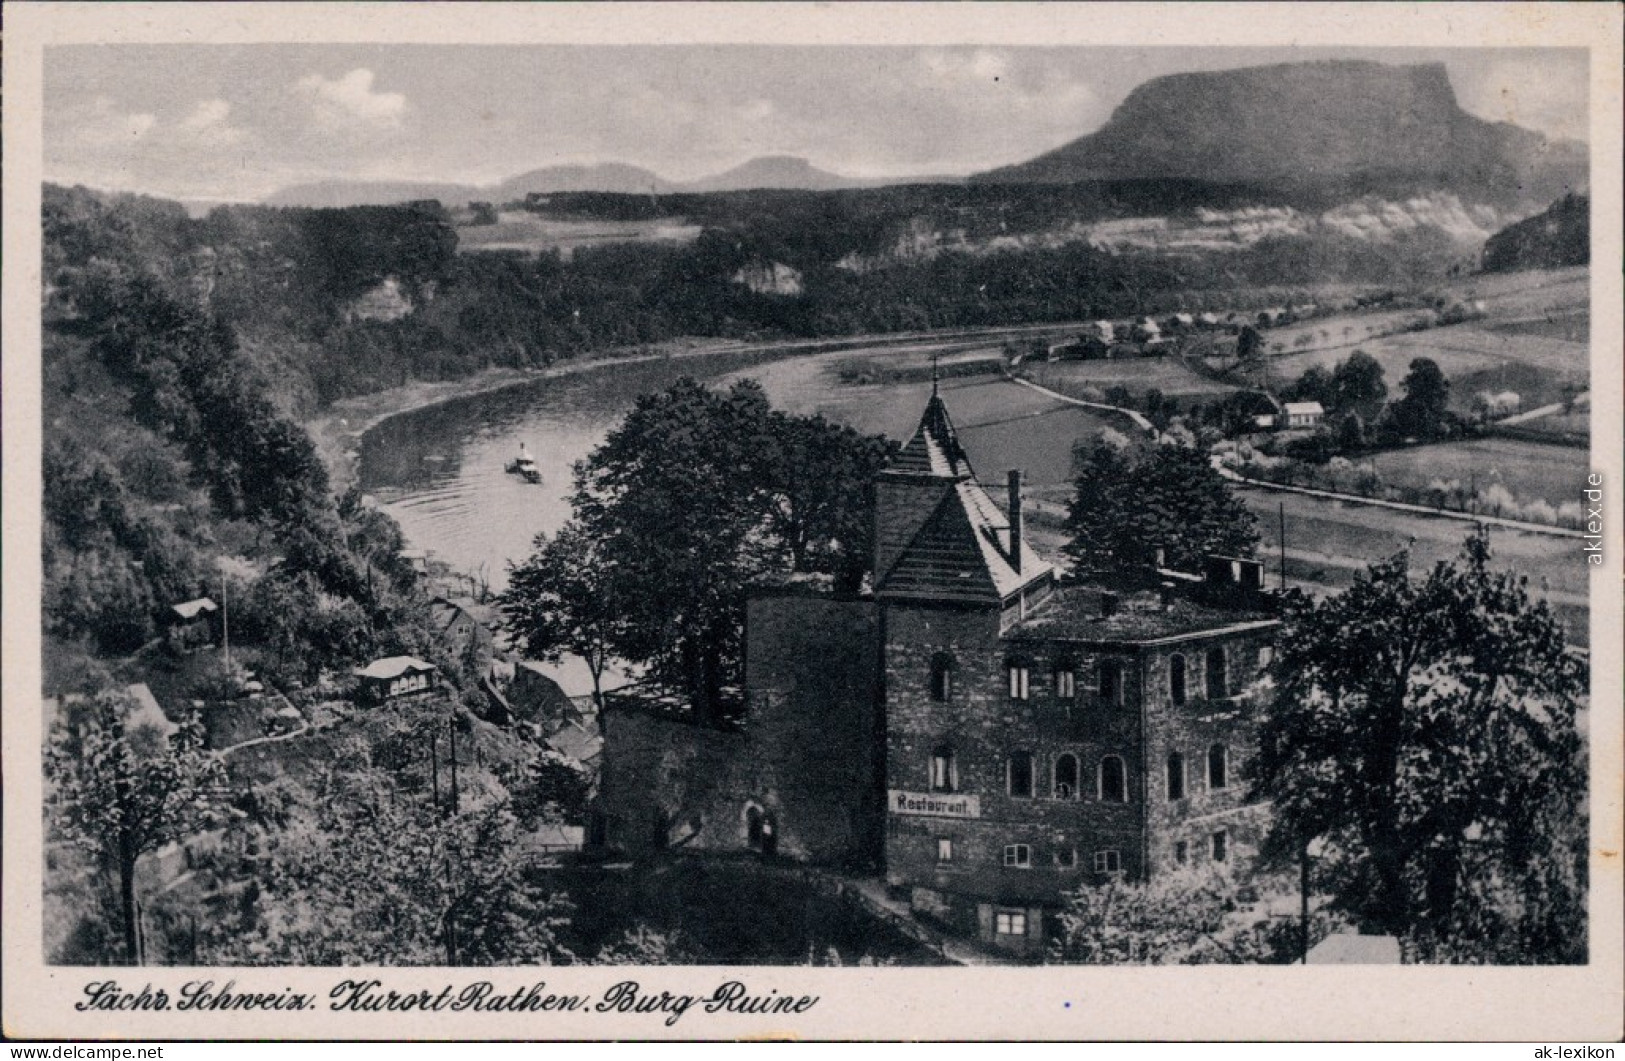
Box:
[1269,321,1586,413]
[1023,358,1239,403]
[1237,486,1589,648]
[1359,437,1590,511]
[1509,408,1590,441]
[732,353,1120,487]
[456,210,701,256]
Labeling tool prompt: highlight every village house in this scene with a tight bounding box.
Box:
[354,656,441,705]
[596,386,1280,955]
[164,597,218,652]
[1279,401,1326,429]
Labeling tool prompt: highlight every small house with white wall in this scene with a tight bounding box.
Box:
[1279,401,1325,429]
[355,656,440,705]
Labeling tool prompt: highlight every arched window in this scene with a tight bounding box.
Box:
[1208,744,1229,790]
[1169,654,1188,706]
[1099,660,1124,706]
[930,746,957,793]
[1099,755,1128,803]
[1007,751,1034,798]
[1167,751,1186,801]
[1054,753,1079,799]
[1206,646,1228,700]
[929,652,956,702]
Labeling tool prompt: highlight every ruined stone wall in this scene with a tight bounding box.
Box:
[596,593,882,867]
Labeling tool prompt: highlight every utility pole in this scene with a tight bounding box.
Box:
[219,561,231,672]
[1278,502,1287,593]
[430,732,441,812]
[449,717,460,816]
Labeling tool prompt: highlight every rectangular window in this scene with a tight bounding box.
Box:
[1055,669,1075,699]
[1002,844,1031,869]
[995,910,1028,936]
[1054,848,1077,868]
[1175,841,1189,866]
[936,838,953,863]
[1007,751,1034,798]
[1094,849,1122,874]
[1211,829,1228,863]
[1008,665,1030,701]
[930,750,956,793]
[1258,646,1274,667]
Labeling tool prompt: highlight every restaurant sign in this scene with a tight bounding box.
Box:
[888,790,981,819]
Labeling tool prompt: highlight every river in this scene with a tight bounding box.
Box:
[358,344,1110,590]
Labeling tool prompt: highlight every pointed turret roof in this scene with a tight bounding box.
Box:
[876,390,1053,606]
[888,391,974,479]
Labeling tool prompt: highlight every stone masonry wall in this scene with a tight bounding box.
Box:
[596,593,882,867]
[882,603,1147,923]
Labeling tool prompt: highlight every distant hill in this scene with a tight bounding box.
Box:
[263,180,483,209]
[974,61,1586,207]
[494,163,675,199]
[683,155,867,193]
[1482,193,1589,272]
[261,156,947,207]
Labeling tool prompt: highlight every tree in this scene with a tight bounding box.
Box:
[46,692,227,964]
[1282,365,1334,408]
[499,522,631,711]
[1329,350,1386,413]
[568,377,891,723]
[207,786,573,966]
[1390,357,1451,440]
[1065,439,1260,574]
[1253,529,1586,961]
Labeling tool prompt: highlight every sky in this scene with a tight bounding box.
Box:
[43,44,1591,202]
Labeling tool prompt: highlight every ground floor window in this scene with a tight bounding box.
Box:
[936,838,953,863]
[1094,849,1122,874]
[1003,843,1031,868]
[1211,829,1228,863]
[1054,847,1077,868]
[995,909,1028,936]
[1175,840,1189,866]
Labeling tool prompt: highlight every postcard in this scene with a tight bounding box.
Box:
[4,1,1621,1042]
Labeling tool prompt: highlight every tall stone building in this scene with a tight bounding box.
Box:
[597,385,1278,955]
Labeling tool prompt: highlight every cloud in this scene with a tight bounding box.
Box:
[1453,56,1588,143]
[68,96,158,149]
[294,68,407,133]
[177,99,247,146]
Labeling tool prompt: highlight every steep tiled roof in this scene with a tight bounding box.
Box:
[888,392,974,478]
[877,392,1054,605]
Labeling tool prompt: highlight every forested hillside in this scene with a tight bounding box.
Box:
[44,181,1489,416]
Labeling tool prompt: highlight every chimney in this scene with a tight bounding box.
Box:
[1159,581,1176,610]
[1007,469,1024,574]
[1100,591,1119,618]
[1154,546,1166,570]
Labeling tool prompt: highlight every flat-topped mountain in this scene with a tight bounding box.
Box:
[974,61,1586,205]
[493,163,674,199]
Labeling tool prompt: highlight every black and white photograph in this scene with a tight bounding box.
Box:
[5,1,1622,1042]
